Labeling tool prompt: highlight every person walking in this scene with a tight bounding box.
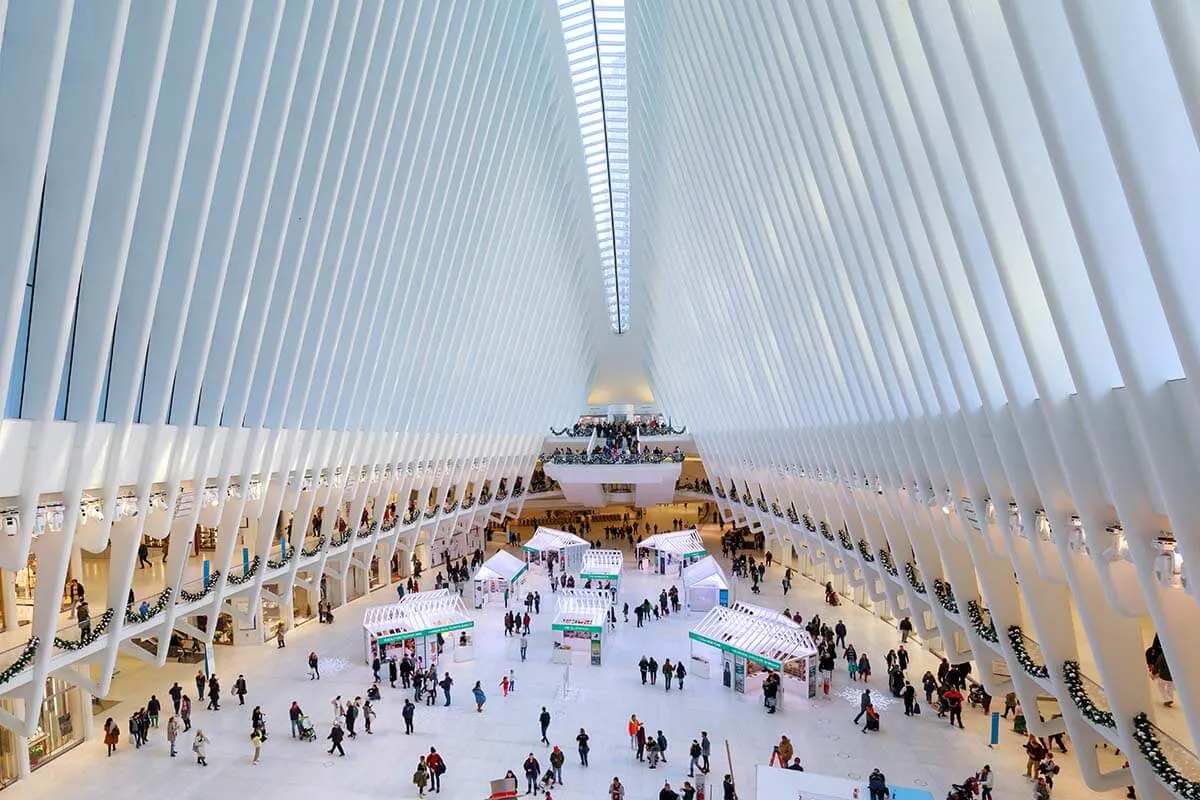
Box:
[403,698,416,734]
[648,657,659,685]
[501,674,510,697]
[663,659,675,691]
[853,688,872,724]
[388,657,398,688]
[700,732,711,774]
[473,681,487,712]
[327,721,345,756]
[192,729,210,766]
[308,651,320,680]
[636,724,647,762]
[103,718,119,756]
[835,619,847,649]
[147,694,162,727]
[978,764,994,800]
[169,682,183,715]
[539,706,551,745]
[234,674,248,706]
[251,728,263,765]
[639,656,649,684]
[628,715,640,751]
[688,740,702,777]
[676,660,687,690]
[289,701,303,738]
[577,727,590,766]
[275,622,286,648]
[520,632,528,662]
[609,777,626,799]
[180,694,192,731]
[776,735,794,768]
[195,670,207,701]
[439,673,454,706]
[902,681,917,716]
[344,697,359,738]
[166,714,179,757]
[207,675,221,710]
[413,760,430,797]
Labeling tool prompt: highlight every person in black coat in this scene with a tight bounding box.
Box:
[327,722,345,756]
[388,658,399,688]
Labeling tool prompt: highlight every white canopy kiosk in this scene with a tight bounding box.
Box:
[522,527,589,573]
[755,765,935,800]
[363,589,476,668]
[687,603,819,705]
[682,556,731,612]
[551,589,611,666]
[579,549,623,603]
[636,528,707,575]
[471,549,528,609]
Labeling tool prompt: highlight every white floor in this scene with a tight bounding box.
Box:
[3,513,1116,800]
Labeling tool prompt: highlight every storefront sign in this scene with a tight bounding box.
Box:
[733,655,746,694]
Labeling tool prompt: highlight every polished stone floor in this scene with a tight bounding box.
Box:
[3,509,1116,799]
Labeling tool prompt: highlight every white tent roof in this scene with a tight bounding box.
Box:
[682,555,728,589]
[689,604,818,669]
[731,601,799,627]
[364,590,474,639]
[636,528,707,558]
[580,549,623,579]
[552,589,610,632]
[523,526,589,553]
[473,549,528,583]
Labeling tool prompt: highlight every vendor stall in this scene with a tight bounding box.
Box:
[687,603,819,707]
[471,550,528,609]
[362,589,476,668]
[551,589,610,666]
[636,528,707,575]
[522,527,589,574]
[682,556,731,612]
[579,549,623,603]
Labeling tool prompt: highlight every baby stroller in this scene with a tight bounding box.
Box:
[967,683,985,709]
[297,715,317,742]
[946,775,979,799]
[539,768,558,792]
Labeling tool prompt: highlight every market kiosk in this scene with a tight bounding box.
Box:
[362,589,476,668]
[579,549,623,603]
[755,766,934,800]
[682,556,731,612]
[551,589,610,666]
[636,529,707,575]
[522,527,590,574]
[471,550,529,609]
[687,603,818,704]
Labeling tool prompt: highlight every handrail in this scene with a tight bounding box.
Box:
[1132,712,1200,795]
[1061,661,1115,728]
[0,637,39,685]
[1007,625,1049,679]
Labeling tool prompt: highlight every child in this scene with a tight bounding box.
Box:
[500,675,510,697]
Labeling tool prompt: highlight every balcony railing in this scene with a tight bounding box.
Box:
[1132,712,1200,798]
[1061,661,1115,728]
[1007,626,1050,679]
[540,450,685,465]
[0,637,39,686]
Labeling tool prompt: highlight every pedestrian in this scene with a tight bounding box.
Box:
[288,701,303,737]
[539,706,551,745]
[663,659,675,691]
[636,724,647,761]
[689,740,702,777]
[978,764,993,800]
[520,632,528,662]
[251,728,263,764]
[413,760,430,797]
[275,622,286,648]
[853,688,872,724]
[427,747,445,793]
[473,681,487,712]
[403,698,416,734]
[363,698,375,734]
[656,730,668,763]
[147,694,161,727]
[899,616,913,643]
[700,732,711,773]
[609,776,626,799]
[649,657,659,685]
[388,657,398,688]
[103,717,119,756]
[234,674,248,706]
[180,694,192,731]
[191,728,210,765]
[628,715,640,751]
[309,651,320,680]
[166,714,179,757]
[169,682,183,714]
[439,672,454,706]
[509,669,517,693]
[676,660,687,690]
[835,619,847,649]
[345,697,359,737]
[577,727,590,766]
[195,670,206,700]
[903,681,916,716]
[639,656,649,684]
[549,745,565,785]
[722,774,736,800]
[523,753,542,795]
[207,674,221,710]
[327,721,345,756]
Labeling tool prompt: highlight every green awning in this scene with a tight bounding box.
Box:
[378,619,474,644]
[688,631,782,670]
[580,572,619,581]
[552,623,602,634]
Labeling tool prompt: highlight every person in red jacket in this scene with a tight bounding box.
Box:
[426,747,445,793]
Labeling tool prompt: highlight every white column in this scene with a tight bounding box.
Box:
[0,569,17,632]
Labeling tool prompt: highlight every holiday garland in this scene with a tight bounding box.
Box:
[380,518,397,533]
[55,608,115,650]
[819,522,835,542]
[460,495,475,509]
[404,507,420,524]
[0,638,38,685]
[878,549,898,576]
[266,548,295,570]
[787,507,800,525]
[714,485,727,499]
[932,578,958,614]
[357,521,379,539]
[1061,661,1115,729]
[857,540,876,562]
[443,500,459,514]
[837,528,854,551]
[757,498,768,513]
[512,485,524,498]
[179,571,222,602]
[966,600,999,643]
[495,489,508,501]
[480,487,493,504]
[803,514,816,533]
[1007,625,1049,679]
[1132,712,1200,800]
[771,502,783,518]
[125,588,173,624]
[331,529,353,547]
[300,536,327,558]
[227,556,262,586]
[904,562,927,594]
[423,508,439,519]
